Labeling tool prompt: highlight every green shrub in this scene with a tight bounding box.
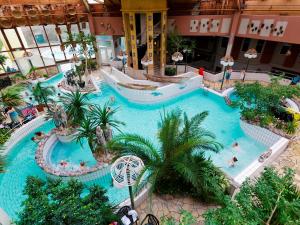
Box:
[0,128,10,145]
[17,177,118,225]
[259,114,274,127]
[165,67,176,76]
[241,109,256,121]
[204,167,300,225]
[161,210,196,225]
[284,121,298,134]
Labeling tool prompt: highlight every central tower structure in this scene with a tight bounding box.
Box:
[121,0,167,76]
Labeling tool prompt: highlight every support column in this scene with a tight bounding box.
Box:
[88,13,101,68]
[122,13,132,67]
[129,12,138,70]
[146,12,154,75]
[160,11,167,75]
[225,12,240,56]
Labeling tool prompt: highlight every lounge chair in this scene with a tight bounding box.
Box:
[140,214,159,225]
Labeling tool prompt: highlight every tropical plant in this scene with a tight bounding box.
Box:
[233,79,300,131]
[0,84,26,107]
[60,90,89,126]
[161,210,196,225]
[32,82,55,111]
[17,176,118,225]
[0,146,6,173]
[0,128,10,145]
[27,66,38,80]
[89,101,125,133]
[76,118,97,152]
[204,167,300,225]
[0,54,7,73]
[11,73,26,83]
[109,109,227,202]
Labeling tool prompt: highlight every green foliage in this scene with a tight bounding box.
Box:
[0,145,6,173]
[0,84,26,107]
[0,54,8,73]
[0,128,10,145]
[233,80,300,130]
[204,167,300,225]
[17,176,118,225]
[284,121,298,134]
[109,109,228,202]
[32,82,55,110]
[76,118,97,152]
[60,91,89,126]
[165,67,176,76]
[168,31,185,54]
[75,101,124,153]
[12,73,26,82]
[161,210,196,225]
[89,102,125,132]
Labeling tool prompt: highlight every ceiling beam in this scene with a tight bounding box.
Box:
[81,0,91,12]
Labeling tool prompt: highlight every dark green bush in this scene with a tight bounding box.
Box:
[0,128,10,145]
[165,67,176,76]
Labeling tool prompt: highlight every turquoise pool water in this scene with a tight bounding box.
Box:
[0,74,268,219]
[50,140,98,169]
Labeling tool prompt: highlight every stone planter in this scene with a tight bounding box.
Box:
[55,131,78,143]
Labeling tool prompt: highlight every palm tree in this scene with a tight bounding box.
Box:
[0,146,6,173]
[0,84,26,107]
[109,109,227,202]
[27,66,38,80]
[60,91,88,126]
[0,54,7,74]
[32,82,55,111]
[76,118,97,152]
[89,101,125,136]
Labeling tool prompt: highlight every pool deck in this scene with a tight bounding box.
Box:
[272,128,300,187]
[136,194,216,224]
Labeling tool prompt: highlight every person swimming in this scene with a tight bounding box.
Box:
[232,142,241,151]
[35,131,45,140]
[229,156,238,167]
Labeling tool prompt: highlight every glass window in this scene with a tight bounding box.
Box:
[64,45,74,60]
[51,46,65,61]
[12,50,30,74]
[44,25,60,45]
[40,47,55,66]
[31,26,49,47]
[17,26,36,48]
[241,38,250,52]
[80,22,90,35]
[26,49,44,67]
[256,40,265,53]
[71,24,79,35]
[4,29,22,49]
[0,52,18,74]
[0,32,9,52]
[58,25,68,42]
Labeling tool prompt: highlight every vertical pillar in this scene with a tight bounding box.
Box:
[122,13,132,66]
[88,13,101,68]
[146,12,154,75]
[225,12,240,56]
[160,11,167,76]
[129,12,138,70]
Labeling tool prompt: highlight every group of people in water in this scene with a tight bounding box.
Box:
[31,131,46,143]
[229,141,272,167]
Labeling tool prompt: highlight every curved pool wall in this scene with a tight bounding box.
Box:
[102,67,203,104]
[0,70,289,220]
[36,133,106,177]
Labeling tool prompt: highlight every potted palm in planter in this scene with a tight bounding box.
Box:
[32,82,55,112]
